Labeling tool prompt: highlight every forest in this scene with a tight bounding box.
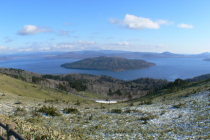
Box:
[1,67,210,100]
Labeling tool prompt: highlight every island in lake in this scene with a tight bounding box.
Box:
[61,56,156,72]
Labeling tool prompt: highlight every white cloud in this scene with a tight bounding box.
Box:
[117,42,129,45]
[53,44,73,49]
[0,40,168,53]
[17,48,33,52]
[73,41,95,45]
[156,19,173,25]
[17,25,51,35]
[124,14,159,29]
[39,47,51,51]
[0,46,7,51]
[50,41,169,52]
[177,23,193,28]
[109,14,172,30]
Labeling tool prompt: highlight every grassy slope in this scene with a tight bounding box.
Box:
[130,79,209,104]
[76,91,108,99]
[0,71,208,106]
[0,73,92,104]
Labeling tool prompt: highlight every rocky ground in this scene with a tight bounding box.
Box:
[0,90,209,139]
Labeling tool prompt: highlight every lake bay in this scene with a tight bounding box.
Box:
[0,57,210,81]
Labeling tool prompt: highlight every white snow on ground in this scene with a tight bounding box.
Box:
[0,91,209,139]
[95,100,117,103]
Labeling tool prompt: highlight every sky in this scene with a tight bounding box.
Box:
[0,0,210,54]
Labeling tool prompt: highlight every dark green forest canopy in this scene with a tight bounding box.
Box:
[61,56,155,72]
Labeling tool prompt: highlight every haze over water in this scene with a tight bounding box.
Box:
[0,57,210,81]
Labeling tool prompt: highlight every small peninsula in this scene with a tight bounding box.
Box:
[61,56,155,72]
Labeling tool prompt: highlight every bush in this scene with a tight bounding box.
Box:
[63,107,79,114]
[138,114,158,124]
[129,102,134,106]
[144,100,153,105]
[14,107,27,116]
[31,109,42,117]
[38,105,61,116]
[139,100,152,105]
[89,114,93,120]
[124,109,132,113]
[74,100,81,106]
[110,108,122,114]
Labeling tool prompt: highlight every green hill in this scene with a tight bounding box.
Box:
[61,56,155,72]
[0,73,87,103]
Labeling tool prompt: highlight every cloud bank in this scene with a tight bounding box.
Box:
[0,46,7,51]
[17,25,51,35]
[109,14,172,30]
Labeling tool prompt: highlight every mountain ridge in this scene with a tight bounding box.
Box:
[48,50,210,59]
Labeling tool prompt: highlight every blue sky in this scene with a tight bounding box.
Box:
[0,0,210,54]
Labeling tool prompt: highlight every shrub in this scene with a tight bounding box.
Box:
[38,105,61,116]
[101,106,106,109]
[14,107,27,116]
[124,108,132,113]
[139,100,153,105]
[63,107,79,114]
[31,109,42,117]
[138,114,158,124]
[14,101,22,104]
[110,108,122,114]
[129,102,134,106]
[144,100,153,105]
[75,100,81,106]
[160,110,166,115]
[89,114,93,120]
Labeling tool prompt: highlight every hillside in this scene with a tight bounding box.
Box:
[0,68,168,100]
[61,56,155,72]
[0,72,88,104]
[0,70,209,139]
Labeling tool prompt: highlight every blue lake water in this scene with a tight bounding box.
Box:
[0,58,210,81]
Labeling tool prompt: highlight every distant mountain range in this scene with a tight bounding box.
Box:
[1,51,210,61]
[61,56,155,72]
[48,50,210,59]
[0,52,64,61]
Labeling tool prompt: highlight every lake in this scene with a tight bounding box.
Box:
[0,57,210,81]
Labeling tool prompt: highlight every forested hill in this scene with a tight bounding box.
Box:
[0,68,168,99]
[61,56,155,72]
